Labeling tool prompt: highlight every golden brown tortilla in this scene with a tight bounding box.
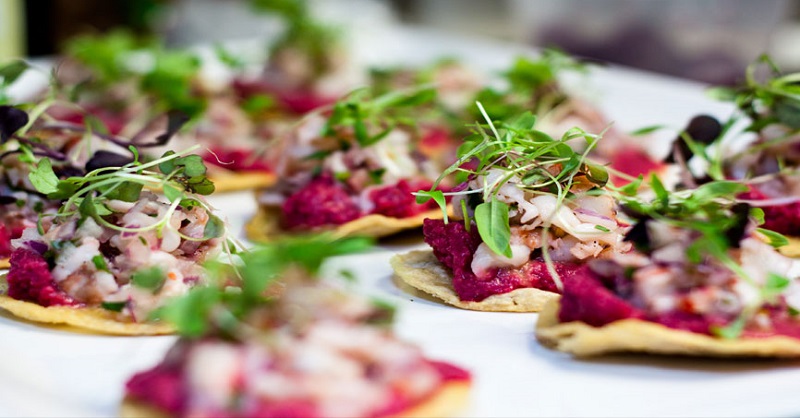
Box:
[120,380,471,418]
[778,236,800,258]
[246,205,446,241]
[0,275,173,335]
[0,258,8,269]
[391,250,558,312]
[535,297,800,358]
[208,168,276,193]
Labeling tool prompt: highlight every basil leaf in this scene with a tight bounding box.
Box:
[474,197,512,257]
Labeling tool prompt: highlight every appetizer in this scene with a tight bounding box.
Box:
[0,139,236,335]
[247,86,453,240]
[121,236,472,418]
[535,177,800,357]
[392,109,630,312]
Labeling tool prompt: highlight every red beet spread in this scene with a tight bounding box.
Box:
[369,180,436,218]
[6,249,78,307]
[282,174,361,229]
[125,344,470,418]
[232,79,335,115]
[0,224,11,258]
[422,219,580,302]
[608,148,663,186]
[739,187,800,236]
[283,175,436,229]
[202,147,272,173]
[558,265,800,338]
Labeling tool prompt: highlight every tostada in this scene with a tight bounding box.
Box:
[535,175,800,357]
[121,236,472,418]
[0,141,237,335]
[247,86,456,240]
[392,109,631,312]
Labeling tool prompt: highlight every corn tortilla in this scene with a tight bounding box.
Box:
[535,297,800,358]
[390,250,558,312]
[0,258,8,269]
[0,275,173,335]
[120,380,471,418]
[246,205,446,241]
[777,236,800,258]
[208,168,276,193]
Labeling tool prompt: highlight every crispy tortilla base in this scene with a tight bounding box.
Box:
[0,258,8,269]
[120,380,471,418]
[208,169,276,193]
[0,275,173,335]
[245,205,445,241]
[391,250,558,312]
[778,236,800,258]
[535,298,800,358]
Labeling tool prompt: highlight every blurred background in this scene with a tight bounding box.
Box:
[2,0,799,85]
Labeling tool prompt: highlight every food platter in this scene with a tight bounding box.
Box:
[2,24,798,417]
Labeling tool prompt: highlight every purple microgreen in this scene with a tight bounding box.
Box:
[85,150,135,172]
[0,105,29,142]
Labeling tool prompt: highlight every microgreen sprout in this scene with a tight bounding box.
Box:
[28,145,239,260]
[153,234,375,339]
[417,102,609,289]
[612,173,793,338]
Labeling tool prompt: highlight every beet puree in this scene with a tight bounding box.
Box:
[369,180,436,218]
[608,148,663,186]
[0,224,11,258]
[125,342,470,418]
[203,147,272,173]
[6,249,77,306]
[739,187,800,236]
[282,174,360,229]
[423,219,579,302]
[557,265,800,338]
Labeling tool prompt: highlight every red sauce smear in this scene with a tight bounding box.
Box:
[423,218,580,301]
[6,248,78,307]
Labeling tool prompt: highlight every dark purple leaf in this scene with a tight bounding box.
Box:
[152,110,189,146]
[0,195,17,204]
[0,106,28,142]
[85,150,134,172]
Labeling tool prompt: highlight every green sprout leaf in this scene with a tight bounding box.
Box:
[415,190,448,223]
[756,228,789,248]
[475,197,512,258]
[711,314,746,340]
[131,266,166,291]
[28,158,60,195]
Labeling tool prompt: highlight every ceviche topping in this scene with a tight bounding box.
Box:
[127,236,470,418]
[260,86,449,228]
[418,105,630,299]
[560,174,799,339]
[8,144,237,320]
